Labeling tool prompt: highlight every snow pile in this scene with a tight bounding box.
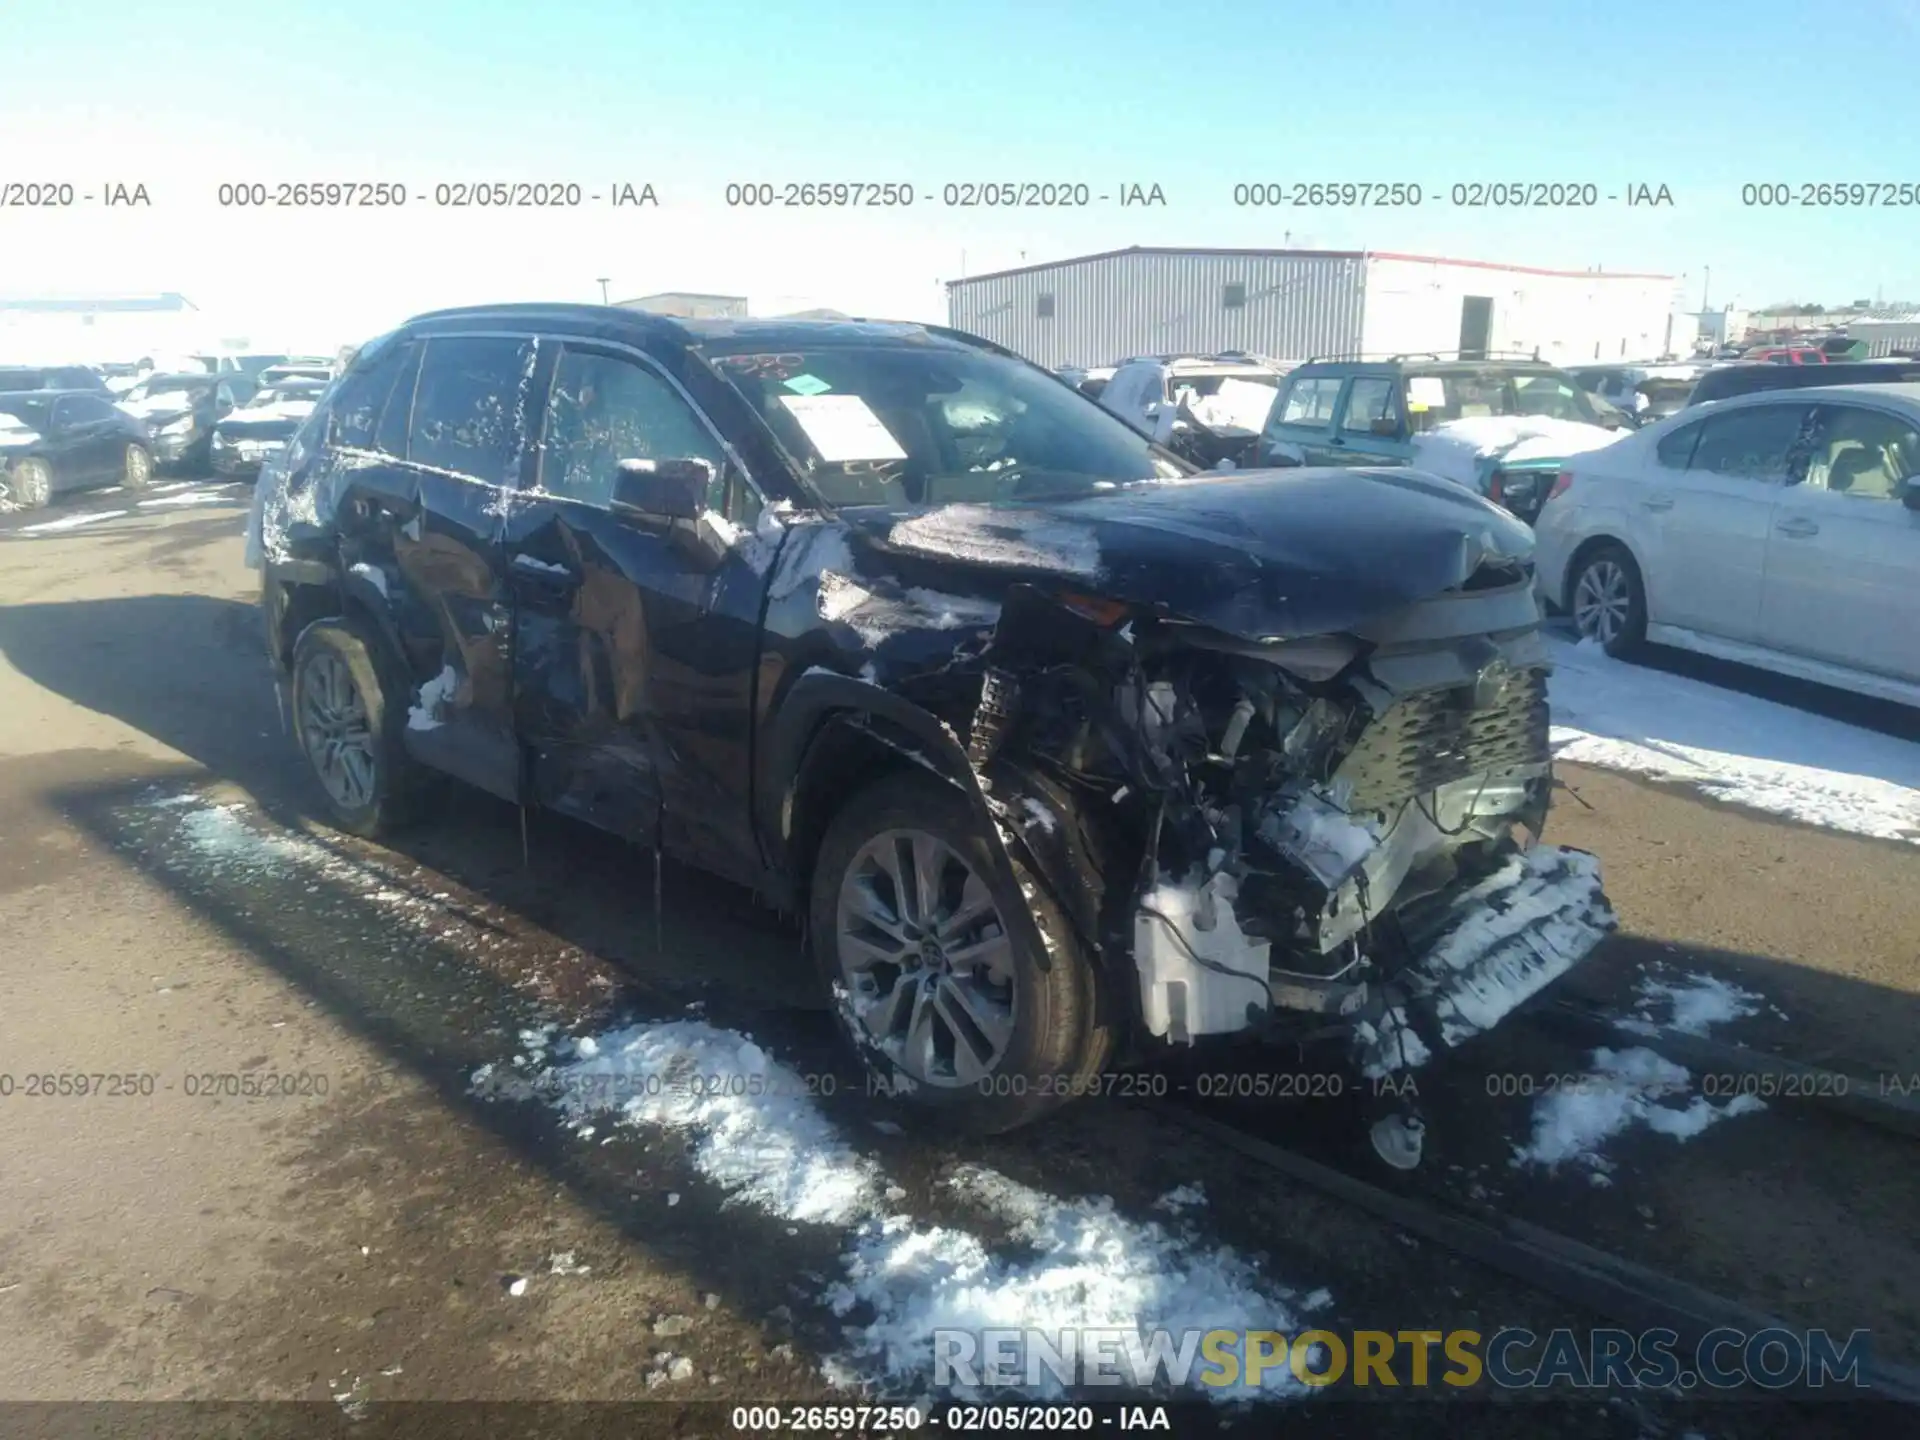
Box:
[1410,416,1618,489]
[225,398,318,425]
[407,664,456,732]
[0,416,41,449]
[830,1164,1305,1400]
[137,488,239,510]
[887,505,1102,579]
[1617,969,1766,1038]
[507,1019,1316,1402]
[1549,638,1920,844]
[1511,1046,1765,1183]
[16,509,132,535]
[817,571,1002,645]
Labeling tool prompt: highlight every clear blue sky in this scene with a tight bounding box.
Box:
[2,0,1914,345]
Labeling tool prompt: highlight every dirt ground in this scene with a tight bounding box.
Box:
[0,490,1912,1437]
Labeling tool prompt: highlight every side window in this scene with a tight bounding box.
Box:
[1341,377,1397,434]
[536,347,728,509]
[1654,421,1704,470]
[70,395,115,423]
[327,343,405,450]
[51,396,82,429]
[1687,404,1813,481]
[1277,376,1344,427]
[408,336,535,484]
[373,344,423,456]
[1806,405,1920,501]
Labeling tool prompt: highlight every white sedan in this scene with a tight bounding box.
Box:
[1533,382,1920,707]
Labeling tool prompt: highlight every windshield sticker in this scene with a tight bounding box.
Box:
[777,393,908,463]
[1406,376,1447,410]
[782,373,832,396]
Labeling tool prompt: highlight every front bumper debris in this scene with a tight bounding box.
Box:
[1353,844,1615,1078]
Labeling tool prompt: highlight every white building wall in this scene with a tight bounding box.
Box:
[1359,257,1679,363]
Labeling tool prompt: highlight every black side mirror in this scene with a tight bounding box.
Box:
[610,457,712,521]
[1902,475,1920,511]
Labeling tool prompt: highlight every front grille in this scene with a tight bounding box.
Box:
[1332,666,1549,811]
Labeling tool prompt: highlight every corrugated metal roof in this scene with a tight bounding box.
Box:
[948,247,1673,288]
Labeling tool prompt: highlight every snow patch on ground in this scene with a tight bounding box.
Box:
[830,1164,1304,1400]
[16,508,131,534]
[1548,638,1920,845]
[1511,1046,1766,1181]
[887,505,1102,579]
[510,1019,1315,1401]
[546,1022,882,1226]
[136,487,237,510]
[1617,969,1766,1037]
[1409,416,1619,488]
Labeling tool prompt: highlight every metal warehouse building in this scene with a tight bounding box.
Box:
[947,247,1681,370]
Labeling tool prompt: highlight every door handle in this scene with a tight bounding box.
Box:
[1640,496,1674,511]
[510,552,582,590]
[1774,517,1819,537]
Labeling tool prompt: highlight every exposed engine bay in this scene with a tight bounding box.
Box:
[954,564,1616,1083]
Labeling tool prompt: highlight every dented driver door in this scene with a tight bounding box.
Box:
[502,339,771,883]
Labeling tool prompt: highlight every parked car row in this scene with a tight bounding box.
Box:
[0,351,342,506]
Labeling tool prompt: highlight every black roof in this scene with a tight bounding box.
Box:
[399,302,1000,356]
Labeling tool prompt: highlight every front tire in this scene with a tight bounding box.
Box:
[7,458,52,510]
[122,443,153,490]
[289,617,430,837]
[810,772,1111,1134]
[1569,542,1647,658]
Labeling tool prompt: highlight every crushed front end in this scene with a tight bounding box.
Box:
[965,557,1616,1094]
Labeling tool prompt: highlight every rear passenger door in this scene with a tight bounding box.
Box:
[502,340,772,882]
[327,332,533,803]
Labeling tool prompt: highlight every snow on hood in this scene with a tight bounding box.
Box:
[1183,377,1281,436]
[119,391,199,419]
[223,398,317,427]
[1410,416,1620,488]
[885,504,1103,579]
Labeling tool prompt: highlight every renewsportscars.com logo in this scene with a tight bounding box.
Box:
[933,1326,1874,1394]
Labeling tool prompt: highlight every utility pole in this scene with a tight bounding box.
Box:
[1701,266,1710,312]
[596,277,611,305]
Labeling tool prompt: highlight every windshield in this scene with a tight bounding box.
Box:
[246,382,323,408]
[1402,366,1601,429]
[706,343,1189,507]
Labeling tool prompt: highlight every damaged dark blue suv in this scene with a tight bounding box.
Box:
[252,304,1615,1158]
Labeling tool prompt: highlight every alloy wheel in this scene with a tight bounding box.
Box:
[10,459,52,509]
[1572,558,1631,647]
[835,828,1018,1087]
[299,651,377,811]
[125,445,151,488]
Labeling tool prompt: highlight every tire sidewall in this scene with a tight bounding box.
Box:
[11,459,52,509]
[289,618,405,836]
[809,773,1105,1133]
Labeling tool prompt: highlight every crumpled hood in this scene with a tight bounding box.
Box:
[854,466,1535,641]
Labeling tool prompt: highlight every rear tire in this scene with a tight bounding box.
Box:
[1569,542,1647,658]
[289,616,431,837]
[810,771,1112,1134]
